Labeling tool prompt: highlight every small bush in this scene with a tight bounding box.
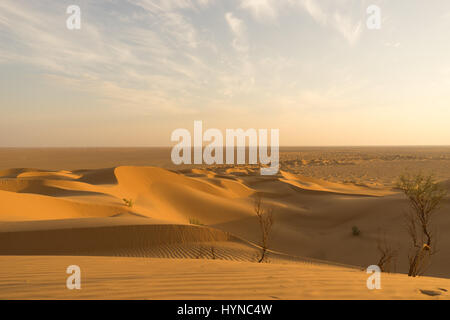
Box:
[189,218,203,226]
[254,195,274,263]
[376,231,398,273]
[122,198,134,208]
[352,226,361,236]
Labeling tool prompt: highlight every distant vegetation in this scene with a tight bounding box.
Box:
[122,198,134,208]
[351,226,361,237]
[189,218,204,226]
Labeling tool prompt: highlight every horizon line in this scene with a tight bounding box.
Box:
[0,145,449,149]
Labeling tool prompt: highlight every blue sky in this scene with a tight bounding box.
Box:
[1,0,450,146]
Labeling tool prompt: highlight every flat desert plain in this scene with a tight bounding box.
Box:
[0,147,449,300]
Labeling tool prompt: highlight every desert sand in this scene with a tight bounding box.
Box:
[0,147,449,299]
[1,256,449,300]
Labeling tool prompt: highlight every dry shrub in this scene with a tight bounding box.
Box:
[397,173,446,277]
[376,231,398,273]
[254,195,274,263]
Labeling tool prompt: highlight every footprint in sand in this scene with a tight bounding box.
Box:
[419,289,442,297]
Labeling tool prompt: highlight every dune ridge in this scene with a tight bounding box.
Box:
[1,163,449,282]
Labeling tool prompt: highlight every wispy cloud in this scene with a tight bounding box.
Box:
[1,0,449,146]
[299,0,328,25]
[332,12,362,46]
[0,0,369,118]
[0,0,222,114]
[225,12,248,54]
[239,0,278,21]
[299,0,364,45]
[237,0,364,45]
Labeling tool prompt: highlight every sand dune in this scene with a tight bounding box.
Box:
[0,147,449,299]
[1,165,449,275]
[280,171,392,196]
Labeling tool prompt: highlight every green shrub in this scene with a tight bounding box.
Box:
[122,198,134,208]
[352,226,361,236]
[189,218,203,226]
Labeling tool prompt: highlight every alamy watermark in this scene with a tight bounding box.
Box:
[367,5,381,30]
[66,265,81,290]
[171,121,279,176]
[366,265,381,290]
[66,5,81,30]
